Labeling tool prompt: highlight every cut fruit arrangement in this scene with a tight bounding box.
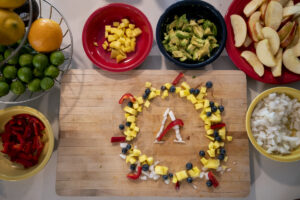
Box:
[111,73,233,190]
[0,0,66,97]
[230,0,300,77]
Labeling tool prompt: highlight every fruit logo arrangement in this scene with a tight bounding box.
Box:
[230,0,300,77]
[111,73,233,190]
[0,0,65,97]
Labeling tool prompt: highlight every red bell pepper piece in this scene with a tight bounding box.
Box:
[119,93,136,104]
[127,166,142,180]
[175,181,180,191]
[172,72,184,85]
[211,123,226,130]
[208,171,219,188]
[111,136,126,143]
[157,119,184,141]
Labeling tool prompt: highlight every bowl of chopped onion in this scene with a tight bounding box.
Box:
[246,87,300,162]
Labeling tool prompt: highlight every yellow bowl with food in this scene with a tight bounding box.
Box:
[0,106,54,181]
[246,87,300,162]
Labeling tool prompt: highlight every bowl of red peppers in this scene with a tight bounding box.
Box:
[0,106,54,181]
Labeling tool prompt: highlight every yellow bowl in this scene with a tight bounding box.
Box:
[246,87,300,162]
[0,106,54,181]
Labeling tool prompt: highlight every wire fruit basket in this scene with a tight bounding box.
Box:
[0,0,73,104]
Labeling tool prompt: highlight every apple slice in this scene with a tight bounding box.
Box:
[265,1,283,30]
[271,48,283,77]
[281,22,297,48]
[254,22,264,40]
[244,0,266,17]
[231,15,247,47]
[241,51,265,77]
[287,25,300,48]
[243,35,253,47]
[262,27,280,54]
[286,0,294,7]
[283,4,300,17]
[256,39,277,67]
[283,47,300,74]
[280,15,293,28]
[260,1,269,20]
[273,0,291,6]
[278,21,294,41]
[248,11,262,42]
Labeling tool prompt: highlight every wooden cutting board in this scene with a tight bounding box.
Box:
[56,69,250,197]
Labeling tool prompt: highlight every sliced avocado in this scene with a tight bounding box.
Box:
[172,51,184,58]
[190,20,197,26]
[191,36,205,48]
[176,14,188,29]
[180,56,187,62]
[186,44,196,54]
[193,26,204,38]
[180,39,189,47]
[175,31,190,39]
[182,24,192,32]
[203,20,217,36]
[204,27,213,36]
[197,19,205,24]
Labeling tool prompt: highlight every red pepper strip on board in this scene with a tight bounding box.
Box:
[211,123,226,130]
[208,171,219,188]
[127,166,142,180]
[175,181,180,191]
[157,119,184,141]
[111,136,126,143]
[119,93,136,104]
[172,72,184,85]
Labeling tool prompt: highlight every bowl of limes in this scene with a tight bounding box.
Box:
[0,0,73,104]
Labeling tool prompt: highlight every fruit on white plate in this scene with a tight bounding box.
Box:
[254,21,264,40]
[271,48,283,77]
[283,46,300,74]
[248,11,262,42]
[256,39,277,67]
[262,27,280,54]
[243,35,253,47]
[244,0,266,17]
[231,14,247,47]
[265,1,283,30]
[278,21,295,41]
[241,50,265,77]
[280,21,297,48]
[283,4,300,17]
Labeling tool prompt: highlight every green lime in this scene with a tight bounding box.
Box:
[0,54,3,62]
[10,80,25,95]
[40,77,54,90]
[19,54,33,68]
[28,78,41,92]
[0,45,6,53]
[50,51,65,66]
[44,65,59,78]
[0,82,9,97]
[18,67,33,83]
[33,68,44,78]
[4,49,19,65]
[33,53,49,71]
[3,65,17,79]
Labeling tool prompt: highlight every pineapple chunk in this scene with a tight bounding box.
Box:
[155,90,161,96]
[124,106,137,115]
[204,159,220,169]
[126,156,136,164]
[144,100,150,108]
[126,29,133,37]
[219,127,226,140]
[227,136,233,142]
[181,82,190,90]
[175,87,181,93]
[206,129,214,135]
[207,149,215,157]
[108,34,118,42]
[116,54,126,63]
[133,28,142,37]
[172,175,178,183]
[162,90,169,99]
[137,106,142,112]
[110,41,121,49]
[113,21,120,27]
[133,102,139,109]
[129,24,135,29]
[132,149,141,156]
[175,170,188,181]
[148,91,156,100]
[145,82,152,88]
[127,115,136,123]
[205,135,214,141]
[195,103,203,110]
[139,154,147,163]
[204,125,211,130]
[204,100,210,108]
[190,95,197,104]
[164,83,172,89]
[155,166,168,175]
[147,157,154,165]
[200,157,208,165]
[188,167,201,178]
[105,25,112,32]
[121,18,130,26]
[134,126,140,132]
[137,97,144,104]
[200,87,207,94]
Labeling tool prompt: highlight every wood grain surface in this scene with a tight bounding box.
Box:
[56,69,250,197]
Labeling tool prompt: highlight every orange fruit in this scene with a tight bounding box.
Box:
[0,0,26,9]
[28,18,63,53]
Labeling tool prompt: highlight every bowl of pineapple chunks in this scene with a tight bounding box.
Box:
[82,3,153,72]
[156,0,227,68]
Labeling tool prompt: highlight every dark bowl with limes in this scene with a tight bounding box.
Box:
[156,0,227,68]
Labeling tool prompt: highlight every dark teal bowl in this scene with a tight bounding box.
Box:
[156,0,227,68]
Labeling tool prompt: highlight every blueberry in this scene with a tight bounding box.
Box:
[199,150,205,157]
[119,124,125,130]
[130,164,136,171]
[142,164,149,171]
[122,148,128,154]
[145,88,151,95]
[212,106,218,112]
[218,154,225,161]
[170,86,176,93]
[126,144,132,150]
[187,177,193,183]
[215,136,222,142]
[189,88,195,94]
[218,105,224,112]
[213,130,219,138]
[126,122,131,127]
[169,173,173,178]
[127,101,133,107]
[194,89,200,95]
[162,175,168,180]
[206,81,213,88]
[143,93,148,99]
[206,180,213,187]
[161,86,166,91]
[206,112,212,117]
[220,148,226,155]
[209,101,214,107]
[186,162,193,170]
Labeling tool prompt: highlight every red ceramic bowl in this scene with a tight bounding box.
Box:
[82,3,153,72]
[225,0,300,84]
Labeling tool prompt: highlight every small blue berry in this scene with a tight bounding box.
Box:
[126,144,131,150]
[186,162,193,170]
[143,93,148,99]
[145,88,151,95]
[126,122,131,127]
[219,105,224,112]
[161,86,166,91]
[162,175,169,180]
[209,101,214,107]
[142,164,149,171]
[218,154,225,161]
[206,180,213,187]
[215,136,222,142]
[122,148,128,154]
[194,89,200,95]
[130,164,136,171]
[127,101,133,107]
[212,106,218,112]
[213,130,219,138]
[170,86,176,93]
[169,173,173,178]
[187,177,193,183]
[206,81,213,88]
[199,150,205,157]
[220,148,226,155]
[119,124,125,130]
[206,112,212,117]
[189,88,195,94]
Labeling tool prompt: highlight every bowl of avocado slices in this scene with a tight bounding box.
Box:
[156,0,227,68]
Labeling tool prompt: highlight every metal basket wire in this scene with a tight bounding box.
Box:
[0,0,73,104]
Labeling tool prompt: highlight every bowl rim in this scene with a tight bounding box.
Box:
[246,87,300,162]
[0,106,54,181]
[155,0,227,68]
[82,3,153,72]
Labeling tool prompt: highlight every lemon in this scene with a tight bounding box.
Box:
[0,8,25,45]
[0,0,26,9]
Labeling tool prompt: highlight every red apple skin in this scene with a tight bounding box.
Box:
[281,22,298,48]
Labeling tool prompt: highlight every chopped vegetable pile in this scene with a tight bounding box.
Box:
[162,14,219,62]
[1,114,45,168]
